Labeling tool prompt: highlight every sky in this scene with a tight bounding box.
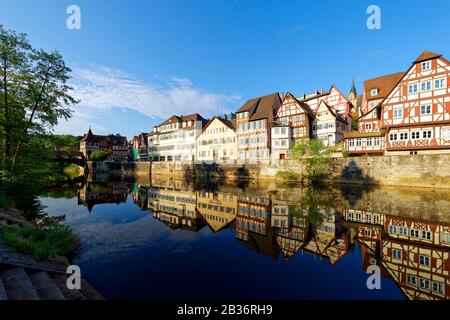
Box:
[1,0,450,139]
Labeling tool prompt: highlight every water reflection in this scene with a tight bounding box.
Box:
[70,178,450,300]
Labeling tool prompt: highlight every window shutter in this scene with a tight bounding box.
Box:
[414,253,419,263]
[402,85,407,96]
[416,64,421,73]
[431,257,437,268]
[387,248,392,257]
[432,59,437,69]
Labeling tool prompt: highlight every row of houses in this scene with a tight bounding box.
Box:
[80,50,450,162]
[129,85,355,163]
[344,51,450,155]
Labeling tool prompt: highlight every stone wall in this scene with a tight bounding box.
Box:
[88,154,450,189]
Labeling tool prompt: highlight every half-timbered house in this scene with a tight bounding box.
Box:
[235,92,281,162]
[382,51,450,154]
[311,101,349,146]
[271,92,314,160]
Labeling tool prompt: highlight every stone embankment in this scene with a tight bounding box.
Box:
[87,153,450,189]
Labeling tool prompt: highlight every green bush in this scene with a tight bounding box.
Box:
[0,224,79,260]
[89,151,110,161]
[277,170,300,182]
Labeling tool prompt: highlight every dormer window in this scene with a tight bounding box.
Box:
[422,61,431,71]
[370,88,378,96]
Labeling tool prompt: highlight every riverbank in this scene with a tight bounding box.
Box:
[87,153,450,189]
[0,208,104,300]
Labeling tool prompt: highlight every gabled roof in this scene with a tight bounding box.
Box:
[161,115,182,125]
[181,113,206,122]
[282,92,315,118]
[316,100,348,124]
[201,116,236,133]
[413,50,442,64]
[363,71,405,102]
[236,92,280,121]
[249,92,280,121]
[358,104,382,121]
[237,97,260,113]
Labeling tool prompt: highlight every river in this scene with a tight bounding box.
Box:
[35,177,450,300]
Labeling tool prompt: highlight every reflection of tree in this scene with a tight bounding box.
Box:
[290,188,334,229]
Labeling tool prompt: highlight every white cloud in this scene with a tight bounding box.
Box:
[54,66,241,136]
[68,65,239,120]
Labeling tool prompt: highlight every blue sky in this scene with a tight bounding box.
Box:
[1,0,450,138]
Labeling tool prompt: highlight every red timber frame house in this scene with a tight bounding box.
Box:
[344,51,450,155]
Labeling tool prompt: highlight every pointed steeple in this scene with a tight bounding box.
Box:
[350,79,357,96]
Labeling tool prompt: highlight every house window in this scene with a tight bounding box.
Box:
[420,105,431,115]
[400,133,408,140]
[389,133,398,141]
[349,140,355,147]
[420,279,430,289]
[356,138,362,147]
[408,84,418,94]
[365,229,371,237]
[443,128,450,140]
[421,230,432,240]
[365,123,372,130]
[410,229,419,238]
[370,88,378,96]
[370,102,375,108]
[442,233,450,244]
[432,282,444,294]
[422,130,432,139]
[407,275,417,285]
[389,225,397,234]
[419,255,431,266]
[421,81,432,92]
[393,108,403,118]
[392,249,402,260]
[366,138,372,147]
[435,78,446,89]
[399,226,408,236]
[422,61,431,71]
[412,132,420,139]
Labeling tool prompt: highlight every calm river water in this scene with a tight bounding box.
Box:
[37,177,450,300]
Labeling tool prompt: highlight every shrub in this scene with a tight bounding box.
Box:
[0,224,79,260]
[277,170,300,182]
[89,151,110,161]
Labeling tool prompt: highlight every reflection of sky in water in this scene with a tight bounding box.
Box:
[38,195,404,300]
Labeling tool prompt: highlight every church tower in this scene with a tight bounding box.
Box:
[348,80,361,116]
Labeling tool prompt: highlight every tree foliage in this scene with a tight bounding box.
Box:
[0,25,77,181]
[289,138,335,184]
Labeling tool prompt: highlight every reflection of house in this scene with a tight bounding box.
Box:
[148,187,204,232]
[235,194,279,259]
[271,200,309,260]
[344,209,450,300]
[130,184,149,210]
[196,191,237,232]
[78,128,129,161]
[302,211,348,265]
[77,182,129,213]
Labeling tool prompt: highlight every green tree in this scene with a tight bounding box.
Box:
[90,151,111,161]
[289,138,335,184]
[0,25,77,179]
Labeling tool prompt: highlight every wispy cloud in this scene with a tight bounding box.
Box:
[54,66,241,135]
[277,25,303,36]
[368,50,382,57]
